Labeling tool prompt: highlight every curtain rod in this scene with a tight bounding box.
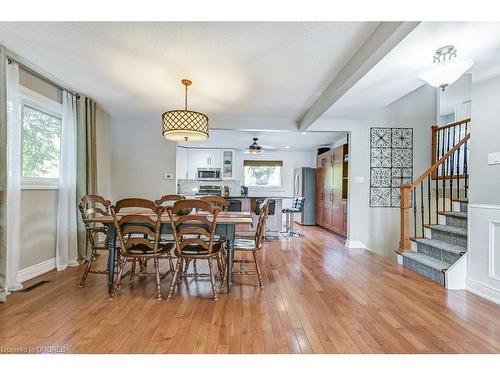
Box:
[6,50,80,99]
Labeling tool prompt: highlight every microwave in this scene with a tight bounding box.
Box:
[197,168,221,180]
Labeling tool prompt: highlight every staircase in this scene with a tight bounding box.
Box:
[401,198,467,286]
[397,118,470,288]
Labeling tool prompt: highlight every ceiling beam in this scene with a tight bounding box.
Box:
[297,21,420,131]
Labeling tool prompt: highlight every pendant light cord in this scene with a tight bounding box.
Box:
[184,83,188,110]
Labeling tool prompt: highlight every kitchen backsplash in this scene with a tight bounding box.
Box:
[177,179,242,196]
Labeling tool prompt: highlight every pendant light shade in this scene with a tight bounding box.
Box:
[162,79,209,142]
[249,138,262,154]
[418,45,473,91]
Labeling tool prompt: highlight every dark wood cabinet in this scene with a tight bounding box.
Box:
[315,144,348,236]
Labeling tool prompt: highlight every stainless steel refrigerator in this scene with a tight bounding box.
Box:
[293,167,316,225]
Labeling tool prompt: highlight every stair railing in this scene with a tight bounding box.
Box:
[399,132,470,252]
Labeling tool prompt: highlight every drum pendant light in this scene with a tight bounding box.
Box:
[162,79,209,142]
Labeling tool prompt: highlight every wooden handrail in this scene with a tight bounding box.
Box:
[432,117,471,132]
[399,134,470,252]
[403,134,470,190]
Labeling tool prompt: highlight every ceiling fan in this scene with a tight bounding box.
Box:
[241,137,277,154]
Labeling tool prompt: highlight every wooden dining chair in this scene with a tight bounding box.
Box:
[232,198,270,288]
[111,205,174,300]
[155,194,185,207]
[186,195,227,278]
[166,199,224,301]
[78,194,112,287]
[113,198,174,282]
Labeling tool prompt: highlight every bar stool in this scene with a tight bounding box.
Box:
[281,197,305,237]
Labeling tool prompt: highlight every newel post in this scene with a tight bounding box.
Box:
[399,185,411,252]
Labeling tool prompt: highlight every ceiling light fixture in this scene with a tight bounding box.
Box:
[162,79,209,142]
[418,45,473,91]
[249,138,262,154]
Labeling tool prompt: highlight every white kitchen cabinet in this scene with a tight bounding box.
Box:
[195,149,221,168]
[222,149,235,179]
[178,147,236,180]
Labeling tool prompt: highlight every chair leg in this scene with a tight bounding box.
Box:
[167,257,182,300]
[252,250,264,288]
[79,248,97,287]
[168,251,175,274]
[177,258,185,284]
[111,257,127,298]
[207,258,218,301]
[216,253,224,280]
[153,257,162,300]
[130,259,137,284]
[220,252,227,288]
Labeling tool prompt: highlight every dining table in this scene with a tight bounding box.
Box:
[86,210,254,297]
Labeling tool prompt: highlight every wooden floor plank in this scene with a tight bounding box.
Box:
[1,226,499,353]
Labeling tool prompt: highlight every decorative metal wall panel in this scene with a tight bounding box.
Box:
[370,127,413,207]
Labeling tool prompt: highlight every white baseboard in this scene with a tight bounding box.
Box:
[466,278,500,305]
[17,258,56,283]
[346,239,368,249]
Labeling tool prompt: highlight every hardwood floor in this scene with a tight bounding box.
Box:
[1,225,499,354]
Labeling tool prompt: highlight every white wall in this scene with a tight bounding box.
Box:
[466,74,500,304]
[312,84,437,259]
[234,149,316,197]
[110,114,177,201]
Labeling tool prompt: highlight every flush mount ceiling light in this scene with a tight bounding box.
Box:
[418,45,474,91]
[249,137,262,154]
[162,79,209,142]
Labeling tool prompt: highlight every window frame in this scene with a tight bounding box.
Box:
[19,85,63,190]
[243,160,284,190]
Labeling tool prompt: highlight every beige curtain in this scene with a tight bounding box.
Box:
[76,97,98,262]
[0,46,8,302]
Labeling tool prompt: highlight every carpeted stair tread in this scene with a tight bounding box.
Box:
[438,211,467,219]
[411,237,466,255]
[402,252,452,271]
[426,224,467,237]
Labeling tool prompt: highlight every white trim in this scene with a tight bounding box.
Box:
[466,278,500,305]
[17,258,56,283]
[468,204,500,210]
[21,185,59,190]
[489,220,500,281]
[397,254,403,265]
[346,239,368,249]
[19,85,62,114]
[445,252,467,290]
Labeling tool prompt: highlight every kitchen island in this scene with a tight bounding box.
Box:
[183,195,292,237]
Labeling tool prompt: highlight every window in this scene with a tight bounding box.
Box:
[244,160,283,188]
[20,87,62,188]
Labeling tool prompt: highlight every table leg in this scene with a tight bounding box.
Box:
[107,224,116,296]
[226,224,235,294]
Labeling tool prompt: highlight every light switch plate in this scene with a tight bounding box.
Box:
[488,152,500,165]
[354,176,364,184]
[164,173,173,180]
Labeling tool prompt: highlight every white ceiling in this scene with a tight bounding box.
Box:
[2,21,500,135]
[0,21,379,128]
[178,129,346,151]
[316,22,500,121]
